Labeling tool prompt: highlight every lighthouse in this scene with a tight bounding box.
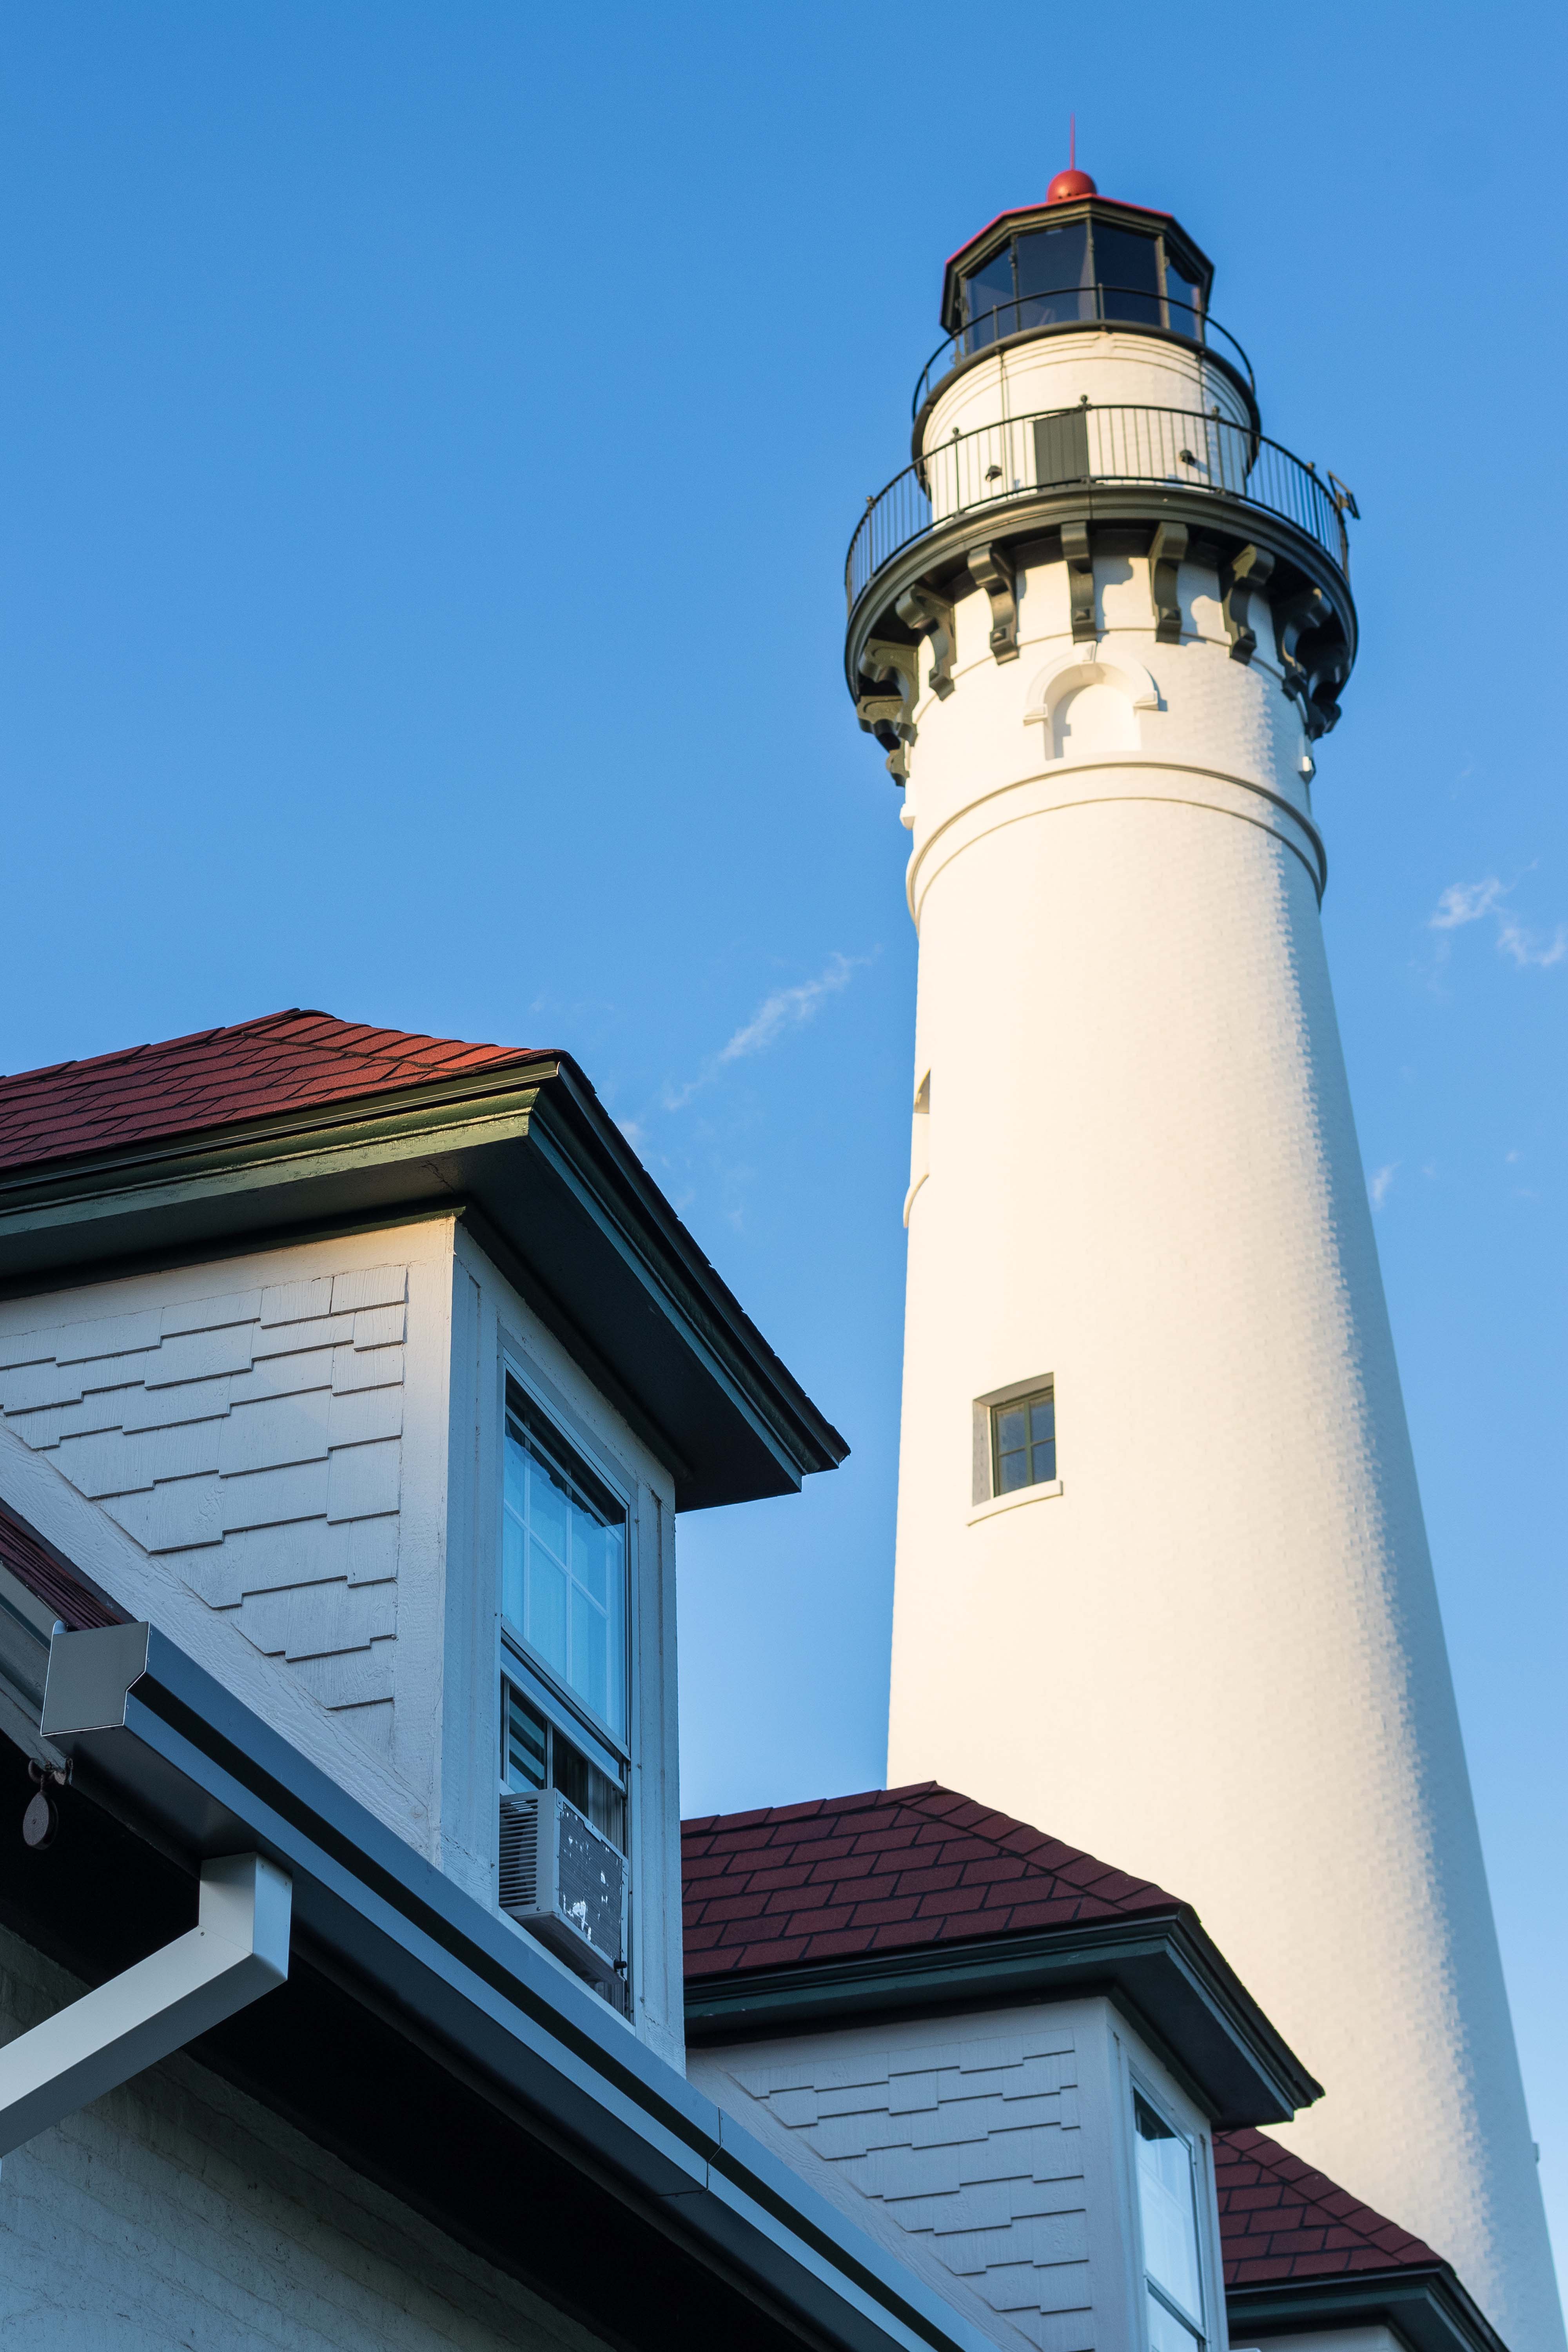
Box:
[849,169,1564,2352]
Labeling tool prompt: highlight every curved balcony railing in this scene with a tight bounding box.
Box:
[846,402,1354,616]
[912,289,1255,417]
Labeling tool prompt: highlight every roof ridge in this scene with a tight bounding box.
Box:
[0,1008,316,1089]
[681,1782,1186,1984]
[0,1009,553,1180]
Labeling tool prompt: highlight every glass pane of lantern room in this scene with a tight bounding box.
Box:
[1093,224,1161,326]
[1163,252,1203,339]
[1014,222,1091,328]
[964,247,1016,347]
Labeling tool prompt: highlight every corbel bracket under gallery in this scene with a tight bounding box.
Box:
[965,544,1018,664]
[856,639,922,780]
[1148,522,1188,643]
[1060,521,1096,642]
[895,584,958,699]
[1274,585,1350,739]
[1221,543,1275,663]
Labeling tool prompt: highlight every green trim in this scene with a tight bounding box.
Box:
[1225,2267,1506,2352]
[684,1911,1320,2127]
[0,1056,846,1511]
[0,1063,548,1223]
[525,1079,820,1474]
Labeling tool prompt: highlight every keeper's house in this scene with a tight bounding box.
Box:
[0,1009,1507,2352]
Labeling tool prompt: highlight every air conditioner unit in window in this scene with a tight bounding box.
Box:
[498,1788,626,1989]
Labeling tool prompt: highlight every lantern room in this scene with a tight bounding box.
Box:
[940,185,1214,357]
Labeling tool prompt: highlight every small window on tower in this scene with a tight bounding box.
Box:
[992,1385,1056,1495]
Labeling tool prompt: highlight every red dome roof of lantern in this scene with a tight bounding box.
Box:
[1047,166,1097,201]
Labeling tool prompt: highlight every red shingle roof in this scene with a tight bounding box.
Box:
[0,1510,123,1632]
[1216,2127,1445,2284]
[0,1010,551,1175]
[681,1782,1182,1978]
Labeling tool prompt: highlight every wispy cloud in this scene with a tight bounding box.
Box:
[1370,1163,1398,1209]
[661,953,871,1112]
[717,956,861,1065]
[1430,877,1505,931]
[1496,913,1568,968]
[1428,874,1566,970]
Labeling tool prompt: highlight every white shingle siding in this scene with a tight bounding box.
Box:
[725,2027,1089,2352]
[0,1216,685,2055]
[0,1266,409,1744]
[690,1995,1229,2352]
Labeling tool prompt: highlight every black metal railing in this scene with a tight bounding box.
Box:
[912,289,1255,416]
[846,402,1353,614]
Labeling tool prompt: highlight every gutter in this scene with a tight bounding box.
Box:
[11,1617,991,2352]
[1225,2268,1509,2352]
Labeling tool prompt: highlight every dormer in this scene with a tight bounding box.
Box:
[0,1010,844,2064]
[683,1783,1321,2352]
[682,1786,1510,2352]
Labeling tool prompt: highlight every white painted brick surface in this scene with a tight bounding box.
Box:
[0,1266,409,1748]
[887,521,1567,2352]
[0,1923,603,2352]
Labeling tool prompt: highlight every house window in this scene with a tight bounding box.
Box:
[502,1379,627,1743]
[1133,2091,1207,2352]
[503,1679,626,1852]
[992,1385,1056,1494]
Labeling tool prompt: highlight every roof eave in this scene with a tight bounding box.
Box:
[2,1612,987,2352]
[0,1058,846,1511]
[1225,2265,1510,2352]
[683,1911,1321,2129]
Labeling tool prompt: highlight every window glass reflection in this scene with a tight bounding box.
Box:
[1134,2093,1205,2335]
[1014,223,1091,327]
[992,1386,1056,1493]
[502,1390,627,1740]
[1093,225,1162,326]
[1164,258,1202,338]
[963,248,1016,346]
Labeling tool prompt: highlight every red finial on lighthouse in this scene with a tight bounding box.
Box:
[1047,115,1096,203]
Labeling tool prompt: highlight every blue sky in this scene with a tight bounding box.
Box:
[2,0,1564,2279]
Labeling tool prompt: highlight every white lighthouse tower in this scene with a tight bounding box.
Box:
[850,167,1565,2352]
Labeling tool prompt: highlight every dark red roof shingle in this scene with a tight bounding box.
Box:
[1216,2127,1445,2283]
[681,1783,1182,1978]
[0,1009,551,1176]
[0,1510,123,1632]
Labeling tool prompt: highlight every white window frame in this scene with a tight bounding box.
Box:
[970,1373,1063,1515]
[494,1343,640,2005]
[498,1353,636,1766]
[1125,2069,1218,2352]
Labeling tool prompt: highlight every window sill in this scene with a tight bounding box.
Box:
[969,1479,1063,1524]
